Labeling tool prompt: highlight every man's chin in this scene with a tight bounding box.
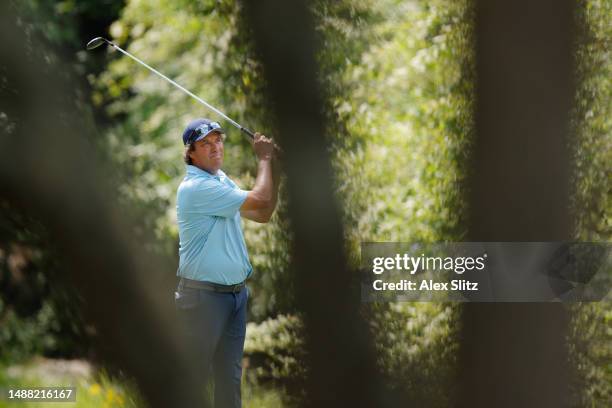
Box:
[210,159,223,171]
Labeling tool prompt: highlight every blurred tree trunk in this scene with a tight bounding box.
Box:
[241,1,384,407]
[459,1,575,407]
[0,3,206,407]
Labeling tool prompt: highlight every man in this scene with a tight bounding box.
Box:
[174,118,279,407]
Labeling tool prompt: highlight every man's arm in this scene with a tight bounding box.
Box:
[240,133,279,223]
[241,159,280,223]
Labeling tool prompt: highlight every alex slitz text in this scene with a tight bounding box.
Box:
[372,279,479,292]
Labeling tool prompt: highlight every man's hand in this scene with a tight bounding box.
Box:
[253,132,275,161]
[241,131,280,223]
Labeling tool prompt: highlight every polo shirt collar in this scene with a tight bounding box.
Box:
[186,165,226,181]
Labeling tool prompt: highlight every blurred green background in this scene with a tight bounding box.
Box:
[1,0,610,407]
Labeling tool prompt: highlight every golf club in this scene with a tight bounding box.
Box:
[86,36,258,141]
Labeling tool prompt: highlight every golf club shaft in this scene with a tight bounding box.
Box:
[105,40,255,139]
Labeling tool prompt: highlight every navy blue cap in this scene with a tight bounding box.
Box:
[182,118,224,145]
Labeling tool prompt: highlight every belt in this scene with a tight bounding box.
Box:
[180,277,245,293]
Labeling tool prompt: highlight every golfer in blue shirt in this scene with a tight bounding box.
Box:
[175,118,279,407]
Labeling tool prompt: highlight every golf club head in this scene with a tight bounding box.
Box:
[86,37,108,50]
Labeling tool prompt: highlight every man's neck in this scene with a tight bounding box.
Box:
[193,163,219,175]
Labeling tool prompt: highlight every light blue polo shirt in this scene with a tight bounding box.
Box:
[176,165,252,284]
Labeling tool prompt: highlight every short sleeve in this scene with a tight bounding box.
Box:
[182,178,248,218]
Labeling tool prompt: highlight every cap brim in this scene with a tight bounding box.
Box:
[193,128,225,143]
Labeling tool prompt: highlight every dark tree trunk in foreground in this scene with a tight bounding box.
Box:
[0,4,207,407]
[242,1,383,407]
[460,1,575,407]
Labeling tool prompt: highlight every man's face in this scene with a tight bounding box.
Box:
[189,131,224,174]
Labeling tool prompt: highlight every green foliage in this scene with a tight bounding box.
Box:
[568,303,612,407]
[0,0,124,364]
[0,301,56,363]
[244,305,458,405]
[0,357,286,408]
[11,0,124,50]
[244,314,306,384]
[370,303,459,405]
[327,1,472,402]
[0,203,91,364]
[241,383,289,408]
[570,0,611,241]
[0,360,145,408]
[333,0,474,251]
[568,2,612,406]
